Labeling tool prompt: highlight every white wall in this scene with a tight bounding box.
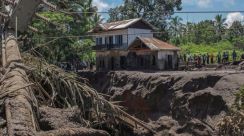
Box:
[94,28,153,48]
[128,28,153,46]
[94,29,128,45]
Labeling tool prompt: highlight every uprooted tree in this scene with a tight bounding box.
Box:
[0,0,156,135]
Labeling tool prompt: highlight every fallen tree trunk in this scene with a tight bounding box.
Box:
[1,34,38,136]
[1,33,112,136]
[0,33,155,136]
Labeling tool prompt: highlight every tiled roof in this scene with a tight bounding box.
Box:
[90,18,154,32]
[129,37,181,51]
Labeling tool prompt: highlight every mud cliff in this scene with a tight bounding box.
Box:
[80,71,243,135]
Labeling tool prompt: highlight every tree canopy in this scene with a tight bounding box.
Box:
[108,0,182,40]
[23,0,100,64]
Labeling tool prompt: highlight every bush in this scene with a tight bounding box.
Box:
[218,87,244,136]
[235,87,244,110]
[232,37,244,50]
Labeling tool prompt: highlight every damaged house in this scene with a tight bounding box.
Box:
[91,18,180,71]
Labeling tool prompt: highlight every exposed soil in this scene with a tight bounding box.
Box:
[80,70,244,135]
[37,107,110,136]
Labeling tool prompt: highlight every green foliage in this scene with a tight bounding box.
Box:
[180,41,244,60]
[108,0,182,40]
[232,37,244,50]
[167,14,244,59]
[168,14,244,46]
[227,21,244,41]
[181,41,229,54]
[218,87,244,135]
[235,87,244,110]
[23,0,99,64]
[71,39,95,62]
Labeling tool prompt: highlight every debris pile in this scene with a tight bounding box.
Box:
[0,36,155,135]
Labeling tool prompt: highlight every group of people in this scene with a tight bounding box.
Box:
[59,61,95,72]
[181,50,239,68]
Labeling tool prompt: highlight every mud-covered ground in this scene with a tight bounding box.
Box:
[80,70,244,136]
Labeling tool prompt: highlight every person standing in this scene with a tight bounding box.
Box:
[222,52,226,64]
[197,55,201,68]
[202,54,206,66]
[183,54,187,63]
[210,53,214,64]
[232,50,237,62]
[226,52,229,63]
[206,53,210,64]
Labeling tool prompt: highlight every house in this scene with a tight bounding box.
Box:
[90,18,180,71]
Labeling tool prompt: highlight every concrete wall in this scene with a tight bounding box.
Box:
[96,50,128,71]
[96,50,179,71]
[127,51,158,70]
[157,51,179,70]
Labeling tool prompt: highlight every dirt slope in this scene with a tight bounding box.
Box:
[80,71,244,136]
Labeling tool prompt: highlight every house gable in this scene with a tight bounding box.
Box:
[128,38,151,51]
[128,37,180,51]
[128,20,154,30]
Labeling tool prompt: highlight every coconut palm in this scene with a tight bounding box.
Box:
[168,16,183,45]
[214,14,227,41]
[169,16,183,38]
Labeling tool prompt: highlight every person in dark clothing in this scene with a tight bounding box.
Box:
[232,50,237,62]
[197,55,201,68]
[202,54,206,66]
[226,52,229,62]
[210,53,214,64]
[206,53,210,64]
[222,52,227,64]
[183,54,187,62]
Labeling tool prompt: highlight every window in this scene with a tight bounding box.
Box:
[115,35,123,45]
[105,37,109,45]
[140,57,144,66]
[109,36,113,44]
[152,56,156,66]
[96,37,102,45]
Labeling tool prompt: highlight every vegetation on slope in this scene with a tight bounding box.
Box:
[219,87,244,135]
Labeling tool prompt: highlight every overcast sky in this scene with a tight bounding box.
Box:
[92,0,244,26]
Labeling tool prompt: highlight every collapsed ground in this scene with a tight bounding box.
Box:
[80,70,244,135]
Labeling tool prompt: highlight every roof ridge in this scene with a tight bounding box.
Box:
[103,18,141,25]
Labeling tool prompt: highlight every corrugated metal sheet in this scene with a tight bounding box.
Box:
[102,18,141,30]
[129,37,181,51]
[90,18,155,32]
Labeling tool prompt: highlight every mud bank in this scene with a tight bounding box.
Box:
[80,71,244,135]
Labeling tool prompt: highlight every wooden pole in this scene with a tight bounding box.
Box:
[15,16,17,38]
[2,34,6,67]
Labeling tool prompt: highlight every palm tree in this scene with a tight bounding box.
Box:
[169,16,183,45]
[214,14,227,41]
[169,16,183,38]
